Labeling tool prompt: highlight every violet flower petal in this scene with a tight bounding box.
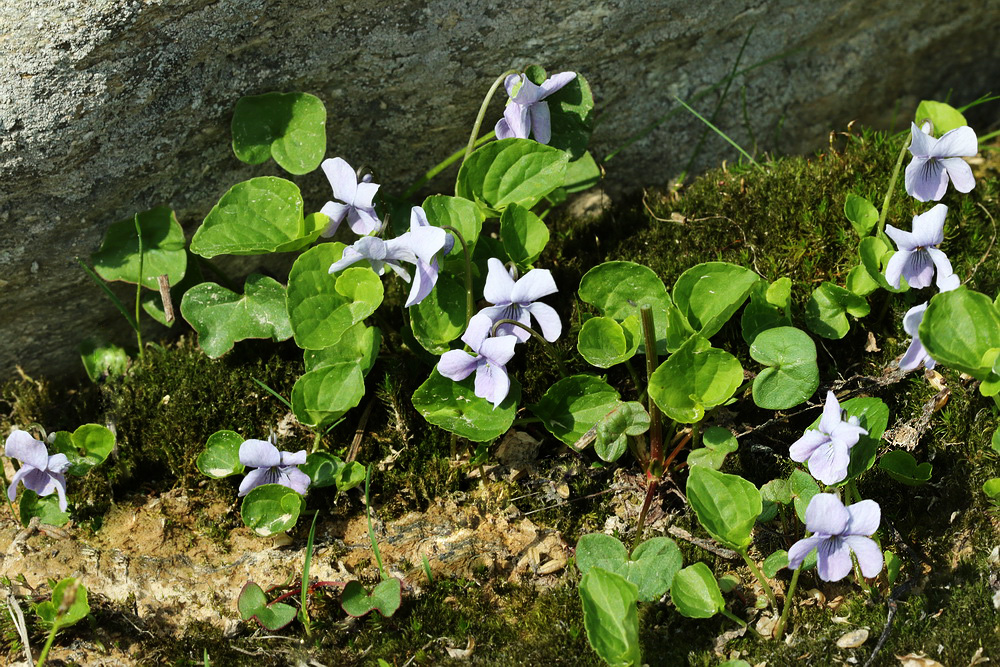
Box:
[238,467,273,496]
[940,158,976,193]
[474,360,510,408]
[804,493,850,535]
[786,535,823,570]
[329,246,366,274]
[931,125,977,158]
[926,248,956,290]
[5,430,47,469]
[806,440,850,485]
[322,157,358,203]
[438,350,479,381]
[900,336,932,371]
[405,259,438,307]
[283,467,312,495]
[461,313,495,350]
[902,250,935,289]
[845,536,884,577]
[354,182,380,209]
[902,303,928,337]
[510,268,558,304]
[910,205,947,247]
[502,101,531,140]
[47,453,71,474]
[478,335,518,367]
[280,450,307,467]
[239,439,281,468]
[523,301,562,342]
[538,71,577,97]
[817,537,854,582]
[908,122,936,156]
[483,258,516,305]
[904,158,948,202]
[789,429,828,463]
[7,466,31,502]
[529,101,552,144]
[494,116,515,140]
[346,206,381,236]
[845,499,880,535]
[818,391,842,434]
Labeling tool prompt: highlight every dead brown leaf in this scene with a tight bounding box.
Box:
[896,653,944,667]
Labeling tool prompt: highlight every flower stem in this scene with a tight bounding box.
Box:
[464,69,519,163]
[639,306,663,471]
[402,133,495,200]
[491,319,568,378]
[877,134,912,241]
[774,564,801,640]
[738,547,779,612]
[133,214,144,358]
[721,608,763,639]
[630,478,658,554]
[441,225,474,331]
[36,617,61,667]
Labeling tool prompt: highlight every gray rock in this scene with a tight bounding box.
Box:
[2,0,998,378]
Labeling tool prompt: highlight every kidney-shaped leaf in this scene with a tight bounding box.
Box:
[240,484,304,537]
[805,281,871,339]
[291,362,366,428]
[237,581,297,630]
[456,138,568,212]
[750,326,819,410]
[686,466,761,550]
[92,206,187,290]
[412,369,520,442]
[878,450,932,486]
[648,335,743,423]
[686,426,738,470]
[341,579,402,618]
[232,92,327,175]
[577,315,641,368]
[576,533,682,602]
[500,202,549,269]
[920,287,1000,378]
[180,274,293,358]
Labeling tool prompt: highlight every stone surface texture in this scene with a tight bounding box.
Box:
[2,0,998,377]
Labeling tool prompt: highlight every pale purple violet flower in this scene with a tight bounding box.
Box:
[5,429,70,511]
[238,439,310,497]
[319,157,382,237]
[789,391,867,485]
[438,313,518,408]
[480,258,562,343]
[899,302,935,372]
[904,122,977,202]
[494,72,577,144]
[885,204,961,291]
[787,493,883,582]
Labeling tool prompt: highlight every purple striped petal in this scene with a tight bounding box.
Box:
[816,537,853,582]
[902,250,935,289]
[904,157,948,202]
[438,350,479,381]
[240,439,281,468]
[807,440,851,485]
[238,467,275,496]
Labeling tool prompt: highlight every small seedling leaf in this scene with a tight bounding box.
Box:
[196,430,245,479]
[670,563,724,619]
[341,578,402,618]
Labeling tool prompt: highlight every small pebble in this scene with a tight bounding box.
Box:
[836,628,869,648]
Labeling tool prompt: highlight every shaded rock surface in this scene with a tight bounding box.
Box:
[2,0,999,377]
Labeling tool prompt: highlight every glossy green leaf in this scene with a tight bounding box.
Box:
[915,100,967,136]
[762,550,789,578]
[456,138,569,212]
[686,466,762,550]
[180,274,293,358]
[408,273,467,354]
[878,450,932,486]
[423,194,485,272]
[885,550,902,585]
[530,375,621,446]
[741,278,792,344]
[578,261,676,354]
[789,469,820,523]
[670,563,724,619]
[304,323,380,375]
[859,236,907,293]
[760,478,792,505]
[196,430,245,479]
[499,202,549,269]
[412,369,520,442]
[844,193,878,237]
[991,426,1000,454]
[240,484,304,537]
[805,281,871,339]
[79,337,129,383]
[594,401,649,462]
[750,326,819,410]
[920,287,1000,378]
[336,461,366,492]
[237,581,297,630]
[983,478,1000,505]
[686,426,738,470]
[291,362,366,428]
[579,568,641,667]
[33,578,89,629]
[562,151,601,193]
[288,243,384,350]
[19,490,69,527]
[341,579,401,618]
[231,92,326,175]
[673,262,760,339]
[847,263,880,297]
[191,177,324,257]
[543,70,595,160]
[648,335,743,423]
[49,423,115,476]
[92,206,187,290]
[577,315,640,368]
[576,534,682,602]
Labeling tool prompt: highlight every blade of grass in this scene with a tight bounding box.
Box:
[251,377,292,410]
[675,96,759,168]
[299,510,319,635]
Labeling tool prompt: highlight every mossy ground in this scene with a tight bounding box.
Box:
[3,128,1000,665]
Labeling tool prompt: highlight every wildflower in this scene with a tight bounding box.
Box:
[885,204,961,291]
[404,206,453,307]
[238,439,310,496]
[899,302,935,371]
[5,429,70,511]
[479,258,561,343]
[787,493,883,582]
[438,313,518,408]
[904,122,977,202]
[789,391,867,485]
[494,71,577,144]
[329,235,416,281]
[319,157,381,237]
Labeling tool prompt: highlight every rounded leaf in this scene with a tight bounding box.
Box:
[92,206,187,290]
[805,281,871,339]
[686,466,762,550]
[648,335,743,423]
[673,262,760,339]
[232,92,327,175]
[456,138,569,212]
[196,430,245,479]
[670,563,724,619]
[750,326,819,410]
[578,315,640,368]
[920,287,1000,378]
[878,450,932,486]
[530,375,621,446]
[291,362,366,428]
[579,567,641,666]
[240,484,304,537]
[412,369,520,442]
[578,261,675,354]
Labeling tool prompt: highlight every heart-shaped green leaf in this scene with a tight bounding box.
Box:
[92,206,187,290]
[670,563,724,619]
[577,315,640,368]
[231,92,327,175]
[686,426,738,470]
[878,450,932,486]
[180,274,293,358]
[196,430,245,479]
[191,177,324,257]
[576,533,682,602]
[34,578,89,629]
[984,478,1000,506]
[805,281,871,339]
[341,578,401,618]
[847,263,880,297]
[915,100,967,136]
[50,424,115,476]
[579,567,641,667]
[673,262,760,339]
[562,151,601,193]
[287,244,384,350]
[530,375,621,446]
[412,369,520,442]
[594,401,649,462]
[686,466,761,550]
[499,202,549,269]
[648,335,743,423]
[920,287,1000,378]
[237,581,297,630]
[19,491,69,527]
[578,261,676,354]
[240,484,304,537]
[844,193,878,238]
[749,326,819,410]
[456,138,568,212]
[859,236,907,293]
[304,323,380,375]
[291,362,366,428]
